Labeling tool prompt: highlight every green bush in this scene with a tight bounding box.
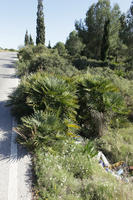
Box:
[17,45,78,77]
[16,111,67,148]
[8,77,33,119]
[76,73,128,138]
[72,56,89,70]
[72,56,125,71]
[9,72,78,121]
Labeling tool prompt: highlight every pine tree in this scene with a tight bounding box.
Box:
[101,19,110,61]
[24,30,29,46]
[29,35,34,45]
[75,0,111,59]
[36,0,45,45]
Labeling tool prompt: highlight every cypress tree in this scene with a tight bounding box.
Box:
[101,19,110,61]
[36,0,45,45]
[24,30,29,46]
[29,35,34,45]
[48,41,51,48]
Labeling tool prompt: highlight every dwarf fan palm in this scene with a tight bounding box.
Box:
[27,72,79,121]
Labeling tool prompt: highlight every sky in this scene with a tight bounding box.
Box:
[0,0,132,49]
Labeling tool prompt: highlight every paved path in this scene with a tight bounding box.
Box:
[0,52,32,200]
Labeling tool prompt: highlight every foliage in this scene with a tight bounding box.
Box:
[24,30,29,46]
[96,126,133,165]
[47,40,51,49]
[33,141,133,200]
[16,45,78,77]
[65,31,84,56]
[36,0,45,45]
[54,42,68,57]
[101,19,110,61]
[76,73,128,137]
[9,72,78,121]
[72,56,120,70]
[24,30,34,46]
[29,35,34,45]
[75,0,110,59]
[16,111,67,148]
[75,0,123,61]
[10,1,133,198]
[8,77,33,119]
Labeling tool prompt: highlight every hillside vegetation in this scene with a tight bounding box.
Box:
[9,0,133,199]
[8,44,133,199]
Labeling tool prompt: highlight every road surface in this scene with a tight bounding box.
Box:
[0,52,32,200]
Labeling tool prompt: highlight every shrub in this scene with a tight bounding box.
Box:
[72,56,125,71]
[72,56,89,70]
[17,46,78,77]
[76,73,128,138]
[16,111,67,148]
[8,77,33,119]
[9,72,79,121]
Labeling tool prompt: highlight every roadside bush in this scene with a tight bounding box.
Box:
[16,111,67,148]
[18,44,46,62]
[9,72,78,121]
[76,73,128,138]
[8,77,33,119]
[17,46,78,77]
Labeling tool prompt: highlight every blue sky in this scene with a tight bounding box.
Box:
[0,0,132,49]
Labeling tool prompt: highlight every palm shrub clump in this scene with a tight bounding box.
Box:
[76,73,128,138]
[16,111,67,148]
[10,71,79,148]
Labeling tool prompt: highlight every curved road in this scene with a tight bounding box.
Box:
[0,52,31,200]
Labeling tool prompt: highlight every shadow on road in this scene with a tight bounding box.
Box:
[0,74,17,79]
[0,101,32,192]
[0,59,17,63]
[3,63,16,69]
[0,101,28,161]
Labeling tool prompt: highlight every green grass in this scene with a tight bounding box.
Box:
[96,126,133,165]
[33,139,133,200]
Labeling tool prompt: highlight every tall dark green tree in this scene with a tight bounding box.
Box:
[48,41,51,49]
[36,0,45,45]
[101,19,110,61]
[29,35,34,45]
[24,30,29,46]
[126,1,133,63]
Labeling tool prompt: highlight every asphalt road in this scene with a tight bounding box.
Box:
[0,52,32,200]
